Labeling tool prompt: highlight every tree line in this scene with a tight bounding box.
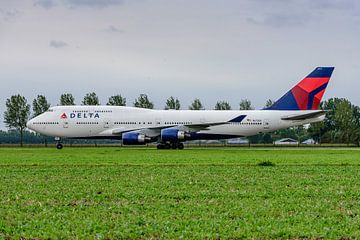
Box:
[3,92,360,146]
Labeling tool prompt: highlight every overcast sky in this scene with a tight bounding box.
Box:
[1,0,360,129]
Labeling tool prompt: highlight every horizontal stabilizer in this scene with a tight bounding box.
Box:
[281,110,327,120]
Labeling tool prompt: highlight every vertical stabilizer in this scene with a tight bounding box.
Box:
[266,67,334,110]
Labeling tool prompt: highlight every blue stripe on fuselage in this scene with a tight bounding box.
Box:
[229,115,247,123]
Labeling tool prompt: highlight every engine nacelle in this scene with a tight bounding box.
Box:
[122,132,149,145]
[161,128,188,142]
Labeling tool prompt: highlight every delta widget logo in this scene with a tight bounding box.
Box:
[60,112,100,119]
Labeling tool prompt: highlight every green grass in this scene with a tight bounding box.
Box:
[1,147,360,239]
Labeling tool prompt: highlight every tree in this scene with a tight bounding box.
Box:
[264,99,274,108]
[294,125,309,143]
[32,95,51,146]
[33,95,50,117]
[261,133,273,144]
[321,98,340,132]
[352,105,360,146]
[165,96,180,110]
[318,98,360,144]
[4,95,30,147]
[134,94,154,109]
[214,101,231,110]
[107,95,126,106]
[189,98,204,110]
[82,92,100,105]
[308,122,325,144]
[239,99,254,110]
[335,99,357,144]
[352,105,360,129]
[59,93,75,105]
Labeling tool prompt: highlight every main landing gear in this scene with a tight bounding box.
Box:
[55,137,63,150]
[157,142,184,150]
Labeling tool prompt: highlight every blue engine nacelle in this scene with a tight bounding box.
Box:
[161,128,187,142]
[122,132,149,145]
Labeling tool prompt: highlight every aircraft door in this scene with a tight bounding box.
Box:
[103,119,110,128]
[62,119,69,128]
[155,118,161,126]
[263,119,270,130]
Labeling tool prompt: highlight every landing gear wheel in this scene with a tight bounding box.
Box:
[56,143,63,150]
[157,143,176,150]
[178,142,184,150]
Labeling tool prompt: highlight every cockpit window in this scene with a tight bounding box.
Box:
[47,109,54,112]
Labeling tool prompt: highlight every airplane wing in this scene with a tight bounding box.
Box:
[110,115,247,136]
[159,121,228,132]
[182,115,247,131]
[111,127,160,137]
[110,122,227,137]
[281,110,327,120]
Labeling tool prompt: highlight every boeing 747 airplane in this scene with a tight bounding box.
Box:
[27,67,334,149]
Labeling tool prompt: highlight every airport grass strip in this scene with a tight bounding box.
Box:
[1,148,360,239]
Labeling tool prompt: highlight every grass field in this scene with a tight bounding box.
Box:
[1,147,360,239]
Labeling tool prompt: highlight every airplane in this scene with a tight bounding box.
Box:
[26,67,334,150]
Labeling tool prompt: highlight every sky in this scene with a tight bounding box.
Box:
[1,0,360,129]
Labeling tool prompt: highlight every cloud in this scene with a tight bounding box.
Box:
[311,0,356,10]
[247,13,307,28]
[65,0,124,8]
[34,0,56,9]
[0,8,20,21]
[263,13,307,28]
[33,0,125,9]
[243,1,311,28]
[49,40,68,48]
[105,25,123,33]
[245,0,360,28]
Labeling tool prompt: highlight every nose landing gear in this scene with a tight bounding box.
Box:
[55,137,63,150]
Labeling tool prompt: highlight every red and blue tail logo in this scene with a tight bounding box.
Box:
[266,67,334,110]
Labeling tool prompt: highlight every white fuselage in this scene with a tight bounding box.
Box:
[27,106,324,141]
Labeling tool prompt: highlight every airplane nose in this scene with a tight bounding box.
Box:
[26,119,33,130]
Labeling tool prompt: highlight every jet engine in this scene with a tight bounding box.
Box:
[122,131,150,145]
[161,128,189,142]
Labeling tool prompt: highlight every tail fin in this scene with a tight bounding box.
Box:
[266,67,334,110]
